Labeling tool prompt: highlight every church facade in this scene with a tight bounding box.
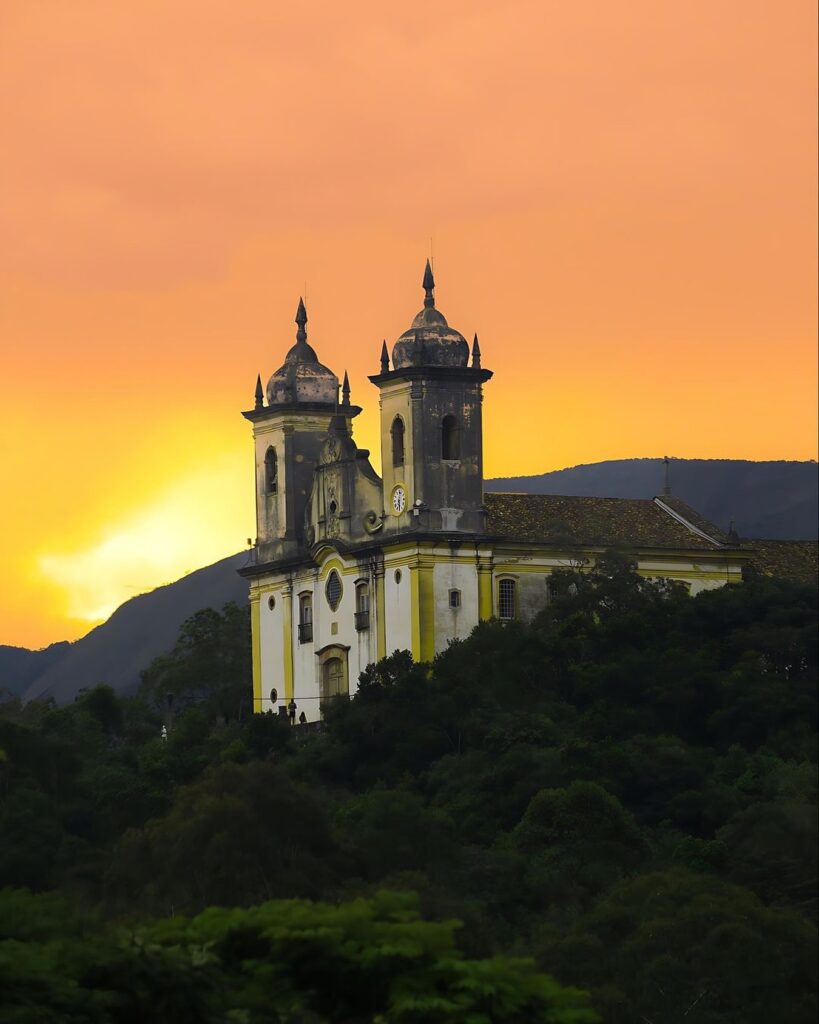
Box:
[240,264,747,721]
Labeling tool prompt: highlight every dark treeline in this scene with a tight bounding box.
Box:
[1,556,816,1023]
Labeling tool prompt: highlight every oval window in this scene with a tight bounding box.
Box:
[325,569,343,611]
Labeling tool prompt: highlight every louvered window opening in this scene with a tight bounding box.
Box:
[326,571,343,611]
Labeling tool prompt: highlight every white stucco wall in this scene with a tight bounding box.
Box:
[259,586,285,712]
[433,559,479,653]
[384,561,412,655]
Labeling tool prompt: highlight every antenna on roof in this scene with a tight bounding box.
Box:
[663,455,672,497]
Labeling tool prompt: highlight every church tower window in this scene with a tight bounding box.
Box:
[498,578,516,620]
[298,593,313,643]
[441,415,460,460]
[391,416,405,466]
[325,570,343,611]
[264,446,278,494]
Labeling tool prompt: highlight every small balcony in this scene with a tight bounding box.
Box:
[354,610,370,632]
[298,622,313,644]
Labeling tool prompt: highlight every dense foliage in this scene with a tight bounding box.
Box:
[1,559,816,1022]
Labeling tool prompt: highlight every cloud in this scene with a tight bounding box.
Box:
[38,453,249,625]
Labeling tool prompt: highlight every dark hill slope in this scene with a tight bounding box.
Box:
[22,553,248,705]
[0,642,71,697]
[486,459,817,540]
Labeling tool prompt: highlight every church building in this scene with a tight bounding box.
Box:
[240,263,747,720]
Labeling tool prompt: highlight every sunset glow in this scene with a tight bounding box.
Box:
[1,1,816,647]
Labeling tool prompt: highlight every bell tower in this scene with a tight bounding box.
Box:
[369,262,492,534]
[243,299,361,563]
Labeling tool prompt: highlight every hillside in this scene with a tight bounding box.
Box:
[12,458,817,706]
[486,458,818,540]
[21,552,248,705]
[0,641,71,698]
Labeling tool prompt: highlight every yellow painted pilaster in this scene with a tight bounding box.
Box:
[250,593,262,712]
[374,566,387,660]
[418,562,436,663]
[282,582,294,701]
[477,557,493,620]
[410,565,421,661]
[409,559,436,663]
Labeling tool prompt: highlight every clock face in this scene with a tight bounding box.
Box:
[391,486,406,515]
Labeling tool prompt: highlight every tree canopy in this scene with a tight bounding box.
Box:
[1,566,816,1022]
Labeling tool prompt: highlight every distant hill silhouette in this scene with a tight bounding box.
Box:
[486,459,817,541]
[8,458,816,706]
[20,553,249,706]
[0,641,71,698]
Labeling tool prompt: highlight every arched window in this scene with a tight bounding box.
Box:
[391,416,405,466]
[298,592,313,643]
[264,447,278,493]
[498,578,516,620]
[441,415,460,460]
[355,580,370,631]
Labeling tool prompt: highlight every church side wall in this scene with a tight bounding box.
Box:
[248,545,744,723]
[292,571,320,719]
[432,558,479,654]
[384,559,412,656]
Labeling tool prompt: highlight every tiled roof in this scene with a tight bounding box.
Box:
[743,540,818,584]
[483,492,721,550]
[657,495,730,544]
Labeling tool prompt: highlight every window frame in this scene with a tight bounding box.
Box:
[497,577,517,621]
[441,414,461,461]
[325,569,343,611]
[298,591,313,643]
[264,446,278,494]
[391,415,405,467]
[354,580,370,631]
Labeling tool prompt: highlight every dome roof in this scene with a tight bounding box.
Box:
[266,298,338,406]
[392,261,469,369]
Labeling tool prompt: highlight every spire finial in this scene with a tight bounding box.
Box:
[341,370,350,406]
[472,333,481,368]
[295,297,308,344]
[663,455,672,497]
[380,339,389,373]
[727,518,740,546]
[254,373,264,409]
[422,259,435,308]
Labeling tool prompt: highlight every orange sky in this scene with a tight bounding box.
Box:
[1,0,816,649]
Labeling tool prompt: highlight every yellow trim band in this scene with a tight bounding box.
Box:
[375,569,387,661]
[418,562,435,662]
[250,594,262,711]
[410,565,421,661]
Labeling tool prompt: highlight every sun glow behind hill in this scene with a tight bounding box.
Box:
[36,453,249,633]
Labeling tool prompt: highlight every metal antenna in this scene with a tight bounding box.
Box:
[663,455,672,497]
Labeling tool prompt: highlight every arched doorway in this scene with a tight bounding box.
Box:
[317,644,350,717]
